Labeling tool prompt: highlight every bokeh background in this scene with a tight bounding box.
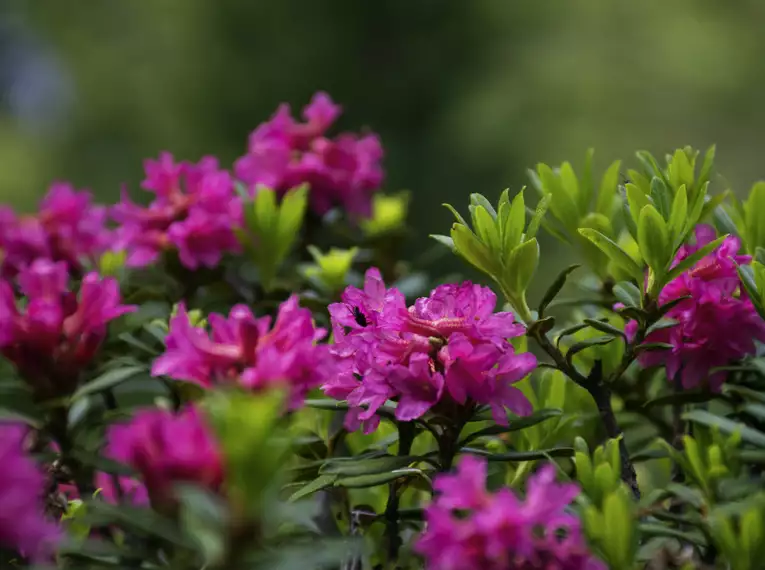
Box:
[3,0,765,276]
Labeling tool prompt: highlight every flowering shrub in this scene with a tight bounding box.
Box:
[2,95,765,569]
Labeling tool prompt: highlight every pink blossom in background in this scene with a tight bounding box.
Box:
[323,268,536,433]
[416,456,603,570]
[0,423,61,562]
[234,92,384,219]
[102,406,223,507]
[0,260,135,397]
[152,295,332,408]
[634,225,765,390]
[0,182,110,278]
[112,153,242,269]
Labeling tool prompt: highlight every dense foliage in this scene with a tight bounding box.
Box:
[2,93,765,569]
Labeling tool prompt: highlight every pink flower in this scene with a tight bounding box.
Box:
[103,406,223,508]
[0,182,110,278]
[112,153,242,269]
[152,295,331,408]
[416,456,603,570]
[324,268,536,433]
[0,424,61,562]
[0,260,136,398]
[635,225,765,390]
[234,92,384,219]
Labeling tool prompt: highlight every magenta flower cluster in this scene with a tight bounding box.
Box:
[416,456,603,570]
[0,183,110,278]
[234,92,384,218]
[152,295,332,408]
[631,225,765,390]
[0,259,135,397]
[113,154,243,269]
[101,406,223,508]
[323,268,536,433]
[0,424,61,562]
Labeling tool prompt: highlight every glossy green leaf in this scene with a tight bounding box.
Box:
[451,223,496,276]
[578,228,644,282]
[537,264,580,317]
[664,235,727,284]
[71,366,148,401]
[335,468,428,489]
[526,194,551,240]
[613,281,642,308]
[459,408,562,446]
[320,455,420,477]
[596,159,621,216]
[503,190,525,252]
[637,204,670,276]
[668,184,688,245]
[505,238,539,294]
[684,409,765,448]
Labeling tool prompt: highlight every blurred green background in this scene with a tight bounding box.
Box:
[2,0,765,274]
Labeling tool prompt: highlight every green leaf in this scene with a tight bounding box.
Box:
[334,468,428,489]
[505,238,539,294]
[288,474,338,502]
[459,409,563,446]
[559,161,581,214]
[698,145,716,188]
[451,223,497,276]
[637,204,670,276]
[580,149,595,214]
[649,177,671,220]
[635,150,668,185]
[643,389,719,409]
[668,148,694,191]
[470,193,497,219]
[537,264,580,317]
[430,234,456,251]
[320,455,420,477]
[583,318,626,340]
[71,366,147,401]
[537,163,579,232]
[625,183,651,228]
[664,235,728,284]
[83,500,192,546]
[276,185,308,254]
[565,336,616,366]
[633,342,673,355]
[503,190,525,252]
[462,447,575,461]
[668,184,688,246]
[602,491,635,568]
[473,205,500,251]
[683,409,765,448]
[596,160,621,216]
[578,228,644,283]
[526,194,551,240]
[613,281,642,308]
[443,203,468,226]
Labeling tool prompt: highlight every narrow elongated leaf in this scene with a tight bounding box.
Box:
[596,160,621,216]
[668,184,688,246]
[462,447,574,461]
[664,235,727,284]
[526,194,552,240]
[288,474,337,502]
[578,228,643,282]
[565,336,616,365]
[683,409,765,448]
[583,318,626,340]
[644,389,719,409]
[538,264,580,317]
[72,366,147,401]
[335,468,428,489]
[503,190,526,252]
[459,409,562,446]
[429,234,456,251]
[637,204,670,275]
[320,455,420,477]
[613,281,642,308]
